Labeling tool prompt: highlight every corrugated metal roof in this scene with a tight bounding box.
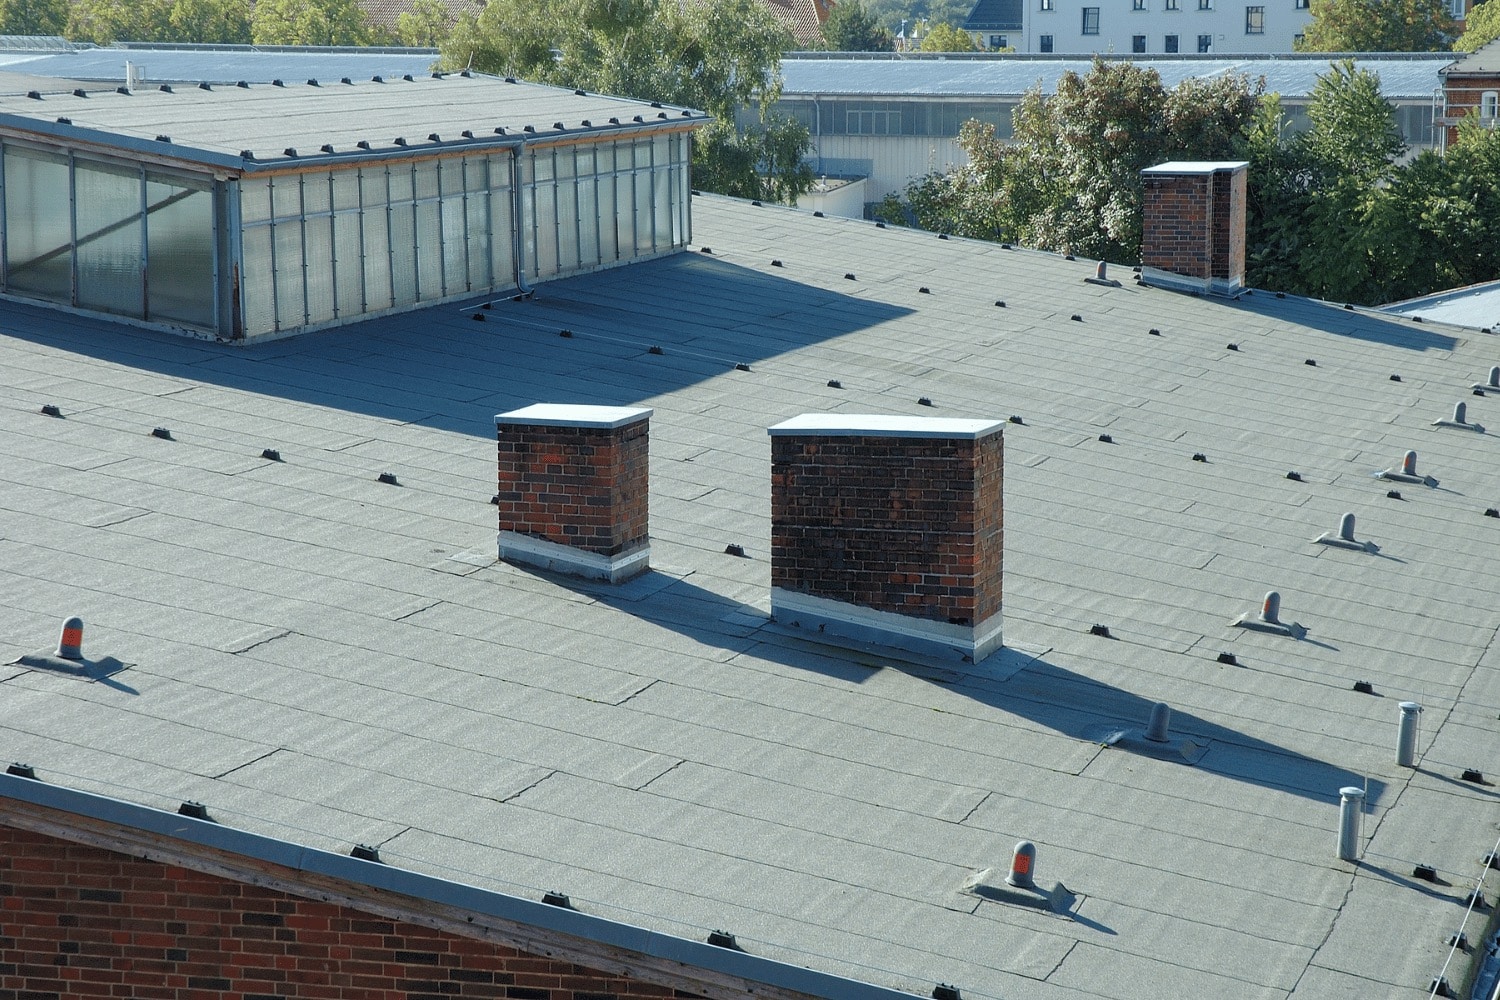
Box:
[0,73,707,172]
[780,52,1452,99]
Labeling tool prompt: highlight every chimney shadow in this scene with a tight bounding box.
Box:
[576,570,1389,810]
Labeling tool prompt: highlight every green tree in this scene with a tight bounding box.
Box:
[1455,0,1500,50]
[895,59,1260,260]
[0,0,68,35]
[819,0,893,51]
[168,0,252,43]
[396,0,455,46]
[1297,0,1455,51]
[251,0,375,45]
[442,0,813,203]
[919,21,975,50]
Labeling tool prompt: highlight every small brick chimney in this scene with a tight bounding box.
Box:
[768,414,1004,663]
[1140,161,1248,296]
[495,404,651,583]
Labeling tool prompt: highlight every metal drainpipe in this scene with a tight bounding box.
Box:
[510,142,534,297]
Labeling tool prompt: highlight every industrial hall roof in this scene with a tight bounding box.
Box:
[778,51,1454,101]
[0,71,706,173]
[5,194,1500,1000]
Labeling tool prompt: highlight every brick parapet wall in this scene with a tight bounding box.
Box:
[0,825,682,1000]
[769,433,1003,627]
[495,421,649,558]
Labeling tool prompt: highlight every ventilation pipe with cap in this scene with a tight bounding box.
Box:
[1337,786,1364,861]
[1006,841,1036,889]
[55,616,83,660]
[1397,701,1422,767]
[1144,702,1171,743]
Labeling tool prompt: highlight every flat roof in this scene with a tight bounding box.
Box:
[0,72,708,173]
[2,195,1498,1000]
[778,52,1454,100]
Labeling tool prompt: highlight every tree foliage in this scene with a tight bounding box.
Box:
[895,59,1260,261]
[1297,0,1455,51]
[442,0,813,203]
[819,0,893,50]
[0,0,68,35]
[1455,0,1500,50]
[250,0,375,45]
[884,57,1499,306]
[395,0,455,46]
[919,21,975,50]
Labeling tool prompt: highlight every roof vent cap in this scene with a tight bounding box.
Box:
[72,87,86,97]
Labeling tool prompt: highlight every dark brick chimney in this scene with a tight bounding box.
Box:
[768,414,1004,663]
[1140,161,1248,296]
[495,404,651,583]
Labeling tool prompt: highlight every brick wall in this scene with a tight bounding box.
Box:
[769,432,1003,628]
[495,420,649,558]
[1442,76,1500,146]
[0,825,682,1000]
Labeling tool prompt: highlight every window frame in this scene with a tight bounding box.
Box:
[1197,32,1212,50]
[1164,33,1179,51]
[1039,32,1054,50]
[1245,5,1265,33]
[1132,33,1147,51]
[1082,6,1100,32]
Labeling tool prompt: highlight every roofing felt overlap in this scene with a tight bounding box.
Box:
[3,195,1500,1000]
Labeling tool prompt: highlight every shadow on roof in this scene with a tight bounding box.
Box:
[583,569,1387,809]
[1229,293,1461,352]
[0,253,914,438]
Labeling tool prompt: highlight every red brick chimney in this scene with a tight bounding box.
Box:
[768,414,1004,663]
[495,404,652,583]
[1140,161,1248,296]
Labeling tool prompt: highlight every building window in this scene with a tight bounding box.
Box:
[1450,0,1465,16]
[1245,5,1264,32]
[1198,32,1212,50]
[1133,33,1147,50]
[1295,0,1308,7]
[1039,33,1054,50]
[1293,31,1304,44]
[990,34,1008,47]
[1199,0,1212,8]
[1482,91,1499,119]
[1132,0,1145,9]
[1040,0,1054,9]
[1165,0,1179,9]
[1082,6,1100,32]
[1165,33,1179,50]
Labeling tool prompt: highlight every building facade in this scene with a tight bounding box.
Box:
[965,0,1311,53]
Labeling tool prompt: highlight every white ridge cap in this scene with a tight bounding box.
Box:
[768,413,1005,439]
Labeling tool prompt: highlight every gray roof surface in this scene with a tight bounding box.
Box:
[5,196,1500,1000]
[0,43,443,88]
[961,0,1023,32]
[1442,37,1500,75]
[0,72,704,171]
[779,52,1453,99]
[1383,280,1500,330]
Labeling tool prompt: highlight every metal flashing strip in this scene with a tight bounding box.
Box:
[770,588,1004,664]
[498,531,651,584]
[0,772,922,1000]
